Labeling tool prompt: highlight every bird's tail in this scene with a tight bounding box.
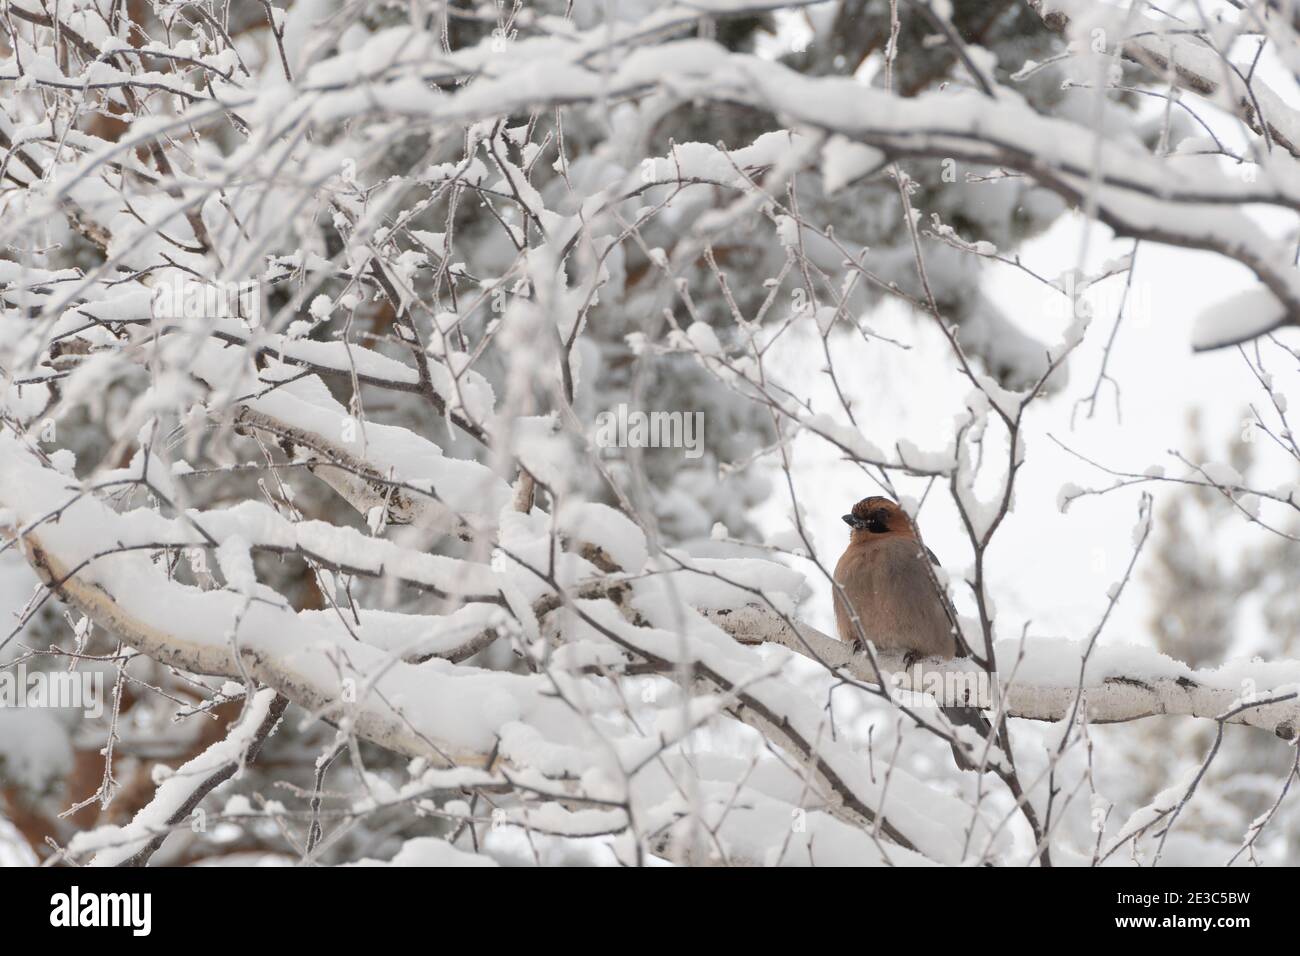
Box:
[941,706,995,772]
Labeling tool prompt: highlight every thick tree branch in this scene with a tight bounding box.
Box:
[708,605,1300,740]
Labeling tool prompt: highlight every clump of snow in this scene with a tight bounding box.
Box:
[216,535,256,595]
[1192,288,1287,351]
[0,709,74,792]
[1056,482,1084,513]
[557,501,648,574]
[821,137,883,194]
[1200,461,1242,488]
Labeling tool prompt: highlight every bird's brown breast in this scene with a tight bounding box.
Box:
[833,534,957,658]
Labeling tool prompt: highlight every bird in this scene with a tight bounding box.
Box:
[832,495,991,771]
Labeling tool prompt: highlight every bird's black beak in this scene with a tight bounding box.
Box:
[842,514,864,529]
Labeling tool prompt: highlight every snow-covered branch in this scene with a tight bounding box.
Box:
[709,605,1300,739]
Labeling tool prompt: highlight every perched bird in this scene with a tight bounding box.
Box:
[832,495,990,770]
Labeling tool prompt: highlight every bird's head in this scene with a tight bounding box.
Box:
[842,496,913,540]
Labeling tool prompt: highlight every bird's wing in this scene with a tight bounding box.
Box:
[923,543,971,658]
[864,538,957,656]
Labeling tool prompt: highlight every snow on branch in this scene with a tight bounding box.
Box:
[1031,0,1300,159]
[708,605,1300,740]
[74,689,288,867]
